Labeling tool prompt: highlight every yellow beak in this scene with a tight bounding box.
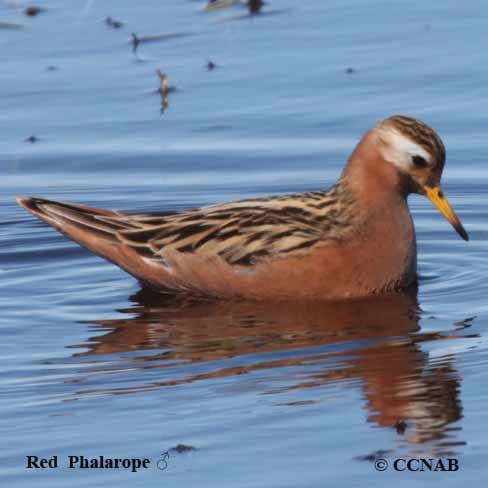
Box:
[425,186,469,241]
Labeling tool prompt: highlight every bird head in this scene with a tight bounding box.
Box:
[375,115,468,241]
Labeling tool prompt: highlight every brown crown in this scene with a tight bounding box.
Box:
[382,115,446,171]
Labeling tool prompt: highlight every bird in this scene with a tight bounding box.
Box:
[16,115,468,300]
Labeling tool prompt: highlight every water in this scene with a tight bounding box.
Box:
[2,0,488,486]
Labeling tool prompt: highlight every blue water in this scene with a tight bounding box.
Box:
[2,0,488,486]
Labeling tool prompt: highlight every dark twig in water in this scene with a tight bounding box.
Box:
[169,444,196,454]
[216,2,287,23]
[24,135,40,143]
[131,32,191,53]
[395,419,408,434]
[205,0,238,12]
[205,0,265,14]
[157,69,169,96]
[354,450,393,463]
[105,17,123,29]
[131,33,140,52]
[156,70,176,114]
[248,0,263,14]
[24,6,45,17]
[453,316,477,327]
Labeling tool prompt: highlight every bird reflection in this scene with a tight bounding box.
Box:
[76,285,470,454]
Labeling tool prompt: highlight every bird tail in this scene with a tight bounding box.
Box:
[16,196,241,298]
[15,196,140,271]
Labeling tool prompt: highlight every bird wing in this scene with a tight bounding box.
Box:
[17,184,355,274]
[116,194,331,266]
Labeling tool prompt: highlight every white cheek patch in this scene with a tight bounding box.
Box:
[379,129,431,173]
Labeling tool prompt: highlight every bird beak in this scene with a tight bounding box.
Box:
[424,186,469,241]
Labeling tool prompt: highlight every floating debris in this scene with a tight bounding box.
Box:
[131,33,139,52]
[395,419,408,434]
[157,69,169,95]
[205,0,238,12]
[453,316,477,327]
[274,399,320,407]
[131,32,191,53]
[354,450,392,463]
[24,135,40,143]
[205,0,263,14]
[248,0,263,14]
[24,5,45,16]
[156,69,177,114]
[156,70,177,95]
[217,2,286,22]
[0,21,24,30]
[105,17,123,29]
[169,444,196,454]
[206,60,217,71]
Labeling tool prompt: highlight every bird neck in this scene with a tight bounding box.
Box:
[341,129,408,208]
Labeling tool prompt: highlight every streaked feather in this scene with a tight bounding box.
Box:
[101,182,359,266]
[24,182,357,268]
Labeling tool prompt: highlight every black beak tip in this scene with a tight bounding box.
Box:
[459,227,469,242]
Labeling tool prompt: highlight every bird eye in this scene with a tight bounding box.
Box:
[412,155,429,168]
